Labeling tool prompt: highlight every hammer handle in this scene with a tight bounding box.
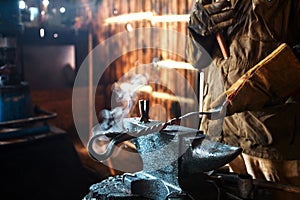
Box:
[216,32,229,59]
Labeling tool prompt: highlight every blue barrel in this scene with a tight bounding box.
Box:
[0,82,33,122]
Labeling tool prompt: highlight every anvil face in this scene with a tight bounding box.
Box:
[124,118,242,188]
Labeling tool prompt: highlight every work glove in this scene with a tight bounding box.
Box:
[186,0,235,68]
[189,0,235,37]
[221,43,300,115]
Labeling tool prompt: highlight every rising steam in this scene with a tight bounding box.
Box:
[100,71,149,131]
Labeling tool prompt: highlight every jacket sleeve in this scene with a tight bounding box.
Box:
[186,28,215,70]
[186,6,218,70]
[224,43,300,115]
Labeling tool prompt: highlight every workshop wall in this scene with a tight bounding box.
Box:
[92,0,199,122]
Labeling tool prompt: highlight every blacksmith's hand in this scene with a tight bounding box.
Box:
[189,0,235,36]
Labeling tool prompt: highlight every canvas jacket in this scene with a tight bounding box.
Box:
[187,0,300,160]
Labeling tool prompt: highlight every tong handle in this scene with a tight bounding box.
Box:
[87,132,133,162]
[87,123,166,162]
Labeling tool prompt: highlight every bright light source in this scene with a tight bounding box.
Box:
[59,7,66,14]
[157,60,196,70]
[138,85,153,93]
[104,12,190,25]
[39,28,45,38]
[52,8,57,14]
[29,7,39,21]
[53,33,58,38]
[105,12,153,24]
[42,0,49,7]
[125,23,133,32]
[151,14,190,23]
[19,0,26,9]
[113,8,118,15]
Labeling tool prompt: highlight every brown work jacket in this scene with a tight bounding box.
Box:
[187,0,300,160]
